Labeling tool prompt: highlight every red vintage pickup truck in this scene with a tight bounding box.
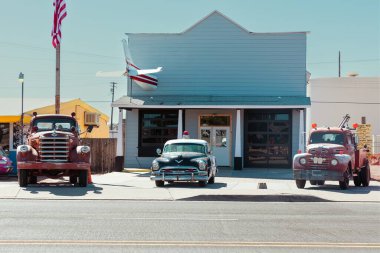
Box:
[17,113,92,187]
[293,125,371,190]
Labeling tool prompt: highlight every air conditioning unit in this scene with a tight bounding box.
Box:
[84,112,100,126]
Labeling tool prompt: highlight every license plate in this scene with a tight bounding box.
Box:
[312,170,323,177]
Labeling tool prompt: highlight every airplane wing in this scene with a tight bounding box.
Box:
[95,71,125,77]
[136,67,163,75]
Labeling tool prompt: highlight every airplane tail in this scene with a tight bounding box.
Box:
[121,37,162,91]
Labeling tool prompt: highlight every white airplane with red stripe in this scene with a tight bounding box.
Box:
[96,39,162,91]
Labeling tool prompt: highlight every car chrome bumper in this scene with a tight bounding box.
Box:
[293,169,344,181]
[150,171,208,182]
[17,162,90,171]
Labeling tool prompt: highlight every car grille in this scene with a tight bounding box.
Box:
[39,136,69,162]
[308,157,331,169]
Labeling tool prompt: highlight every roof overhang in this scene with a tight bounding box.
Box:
[112,96,311,109]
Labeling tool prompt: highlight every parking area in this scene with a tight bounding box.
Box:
[0,167,379,202]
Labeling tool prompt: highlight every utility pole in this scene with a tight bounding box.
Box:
[110,82,117,130]
[338,51,341,77]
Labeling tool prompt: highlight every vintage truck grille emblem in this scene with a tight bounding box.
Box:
[175,159,183,164]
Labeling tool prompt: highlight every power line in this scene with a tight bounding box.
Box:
[0,41,121,59]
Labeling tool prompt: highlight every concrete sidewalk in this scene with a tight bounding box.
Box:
[0,168,379,202]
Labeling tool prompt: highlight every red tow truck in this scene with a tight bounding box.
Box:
[16,113,92,187]
[293,115,371,190]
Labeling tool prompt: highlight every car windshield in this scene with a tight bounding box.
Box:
[163,143,206,154]
[33,117,76,132]
[309,132,344,145]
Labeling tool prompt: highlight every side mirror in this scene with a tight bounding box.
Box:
[32,126,38,133]
[156,148,162,155]
[87,125,94,133]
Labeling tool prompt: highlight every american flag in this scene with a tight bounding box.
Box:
[51,0,67,48]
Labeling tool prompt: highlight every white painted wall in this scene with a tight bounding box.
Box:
[308,77,380,135]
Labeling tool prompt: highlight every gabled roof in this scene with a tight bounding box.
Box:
[126,10,309,36]
[182,10,251,34]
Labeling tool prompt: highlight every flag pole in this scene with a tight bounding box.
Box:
[55,43,60,114]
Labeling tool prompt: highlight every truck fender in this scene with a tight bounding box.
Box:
[76,145,91,154]
[16,145,38,156]
[334,154,351,166]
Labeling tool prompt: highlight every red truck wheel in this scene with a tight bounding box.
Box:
[360,164,370,187]
[70,176,78,184]
[296,180,306,189]
[78,170,88,187]
[29,175,37,184]
[18,170,28,187]
[353,175,362,187]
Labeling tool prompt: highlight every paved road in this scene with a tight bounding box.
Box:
[0,200,379,252]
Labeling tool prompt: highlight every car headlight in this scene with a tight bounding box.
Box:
[198,160,207,170]
[152,160,160,171]
[19,145,29,153]
[299,157,307,165]
[80,146,90,154]
[331,159,338,166]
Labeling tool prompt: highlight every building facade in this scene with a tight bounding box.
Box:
[307,76,380,152]
[113,11,310,169]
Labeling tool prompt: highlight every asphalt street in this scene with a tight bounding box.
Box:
[0,200,379,253]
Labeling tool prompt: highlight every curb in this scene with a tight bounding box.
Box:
[123,168,151,173]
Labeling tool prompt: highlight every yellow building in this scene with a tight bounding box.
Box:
[25,98,109,138]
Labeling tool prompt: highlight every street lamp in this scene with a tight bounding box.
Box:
[18,72,24,145]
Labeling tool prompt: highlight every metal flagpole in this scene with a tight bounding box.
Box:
[55,43,60,114]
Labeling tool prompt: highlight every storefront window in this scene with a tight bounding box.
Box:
[200,115,230,126]
[0,123,10,150]
[139,110,178,157]
[245,110,292,168]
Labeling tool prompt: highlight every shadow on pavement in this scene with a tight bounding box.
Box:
[163,182,227,189]
[179,194,332,202]
[22,182,103,196]
[303,183,380,194]
[217,168,293,180]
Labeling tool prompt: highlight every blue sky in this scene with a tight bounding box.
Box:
[0,0,379,116]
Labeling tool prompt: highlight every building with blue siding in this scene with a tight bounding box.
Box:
[113,11,310,169]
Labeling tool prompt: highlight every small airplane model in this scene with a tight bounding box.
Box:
[96,39,162,91]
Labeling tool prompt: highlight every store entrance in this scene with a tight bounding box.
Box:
[244,110,292,168]
[199,115,231,167]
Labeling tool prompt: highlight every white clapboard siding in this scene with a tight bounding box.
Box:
[127,11,306,97]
